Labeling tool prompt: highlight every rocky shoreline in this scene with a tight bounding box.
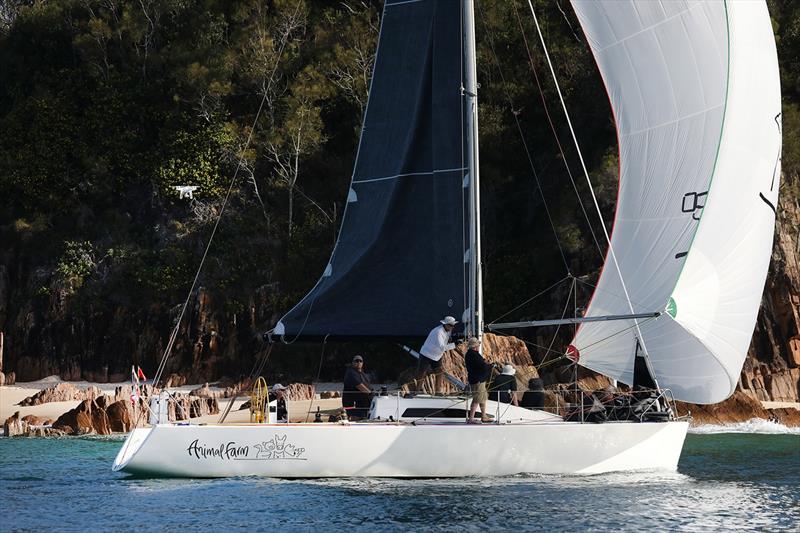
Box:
[3,333,799,437]
[3,382,221,437]
[1,378,328,437]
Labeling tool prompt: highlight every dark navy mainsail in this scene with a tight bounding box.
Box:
[276,0,469,340]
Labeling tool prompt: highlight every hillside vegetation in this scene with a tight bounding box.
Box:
[0,0,798,386]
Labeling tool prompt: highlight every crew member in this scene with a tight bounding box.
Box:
[416,316,457,394]
[491,364,519,406]
[465,337,492,423]
[270,383,289,422]
[343,355,372,420]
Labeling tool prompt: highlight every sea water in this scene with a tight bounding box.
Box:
[1,422,798,532]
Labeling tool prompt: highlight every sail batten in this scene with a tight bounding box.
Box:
[570,0,780,404]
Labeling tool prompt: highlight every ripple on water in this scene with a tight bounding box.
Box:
[0,433,797,531]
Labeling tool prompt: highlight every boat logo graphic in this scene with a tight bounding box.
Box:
[186,435,306,461]
[254,435,306,460]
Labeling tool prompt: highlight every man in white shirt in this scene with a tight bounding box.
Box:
[414,316,457,394]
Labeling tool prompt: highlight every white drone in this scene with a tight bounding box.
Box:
[174,185,199,200]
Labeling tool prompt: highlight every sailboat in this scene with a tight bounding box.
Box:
[113,0,781,477]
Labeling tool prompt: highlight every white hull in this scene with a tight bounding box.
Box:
[113,420,688,477]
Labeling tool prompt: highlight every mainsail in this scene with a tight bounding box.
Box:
[275,0,471,340]
[570,1,781,403]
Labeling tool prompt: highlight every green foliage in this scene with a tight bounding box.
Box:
[1,0,799,379]
[157,120,236,198]
[782,101,800,191]
[54,241,96,294]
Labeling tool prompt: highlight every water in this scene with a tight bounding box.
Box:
[1,424,798,532]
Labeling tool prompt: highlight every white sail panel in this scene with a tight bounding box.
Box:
[669,0,781,403]
[569,1,780,403]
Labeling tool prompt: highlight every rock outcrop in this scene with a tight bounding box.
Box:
[52,398,112,435]
[398,333,539,395]
[168,396,219,421]
[106,400,133,432]
[285,383,315,401]
[3,411,65,437]
[677,391,800,426]
[189,382,243,399]
[17,382,103,406]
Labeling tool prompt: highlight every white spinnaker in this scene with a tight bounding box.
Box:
[569,1,781,404]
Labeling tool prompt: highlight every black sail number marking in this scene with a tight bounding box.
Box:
[681,191,708,221]
[675,190,707,259]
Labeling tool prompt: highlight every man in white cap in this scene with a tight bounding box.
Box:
[415,316,458,394]
[270,383,288,422]
[490,364,519,406]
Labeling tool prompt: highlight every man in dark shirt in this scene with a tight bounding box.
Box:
[465,337,492,423]
[520,378,545,409]
[342,355,372,420]
[491,364,519,406]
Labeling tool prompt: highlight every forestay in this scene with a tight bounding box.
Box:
[275,0,469,340]
[569,0,781,403]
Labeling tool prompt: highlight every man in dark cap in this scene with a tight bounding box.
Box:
[342,355,372,420]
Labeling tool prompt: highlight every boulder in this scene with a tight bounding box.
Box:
[168,395,219,421]
[789,336,800,367]
[91,405,111,435]
[52,398,112,435]
[17,383,103,406]
[106,400,132,432]
[94,394,110,409]
[165,373,187,387]
[399,333,536,395]
[114,384,156,404]
[189,382,244,399]
[677,391,772,425]
[190,383,214,398]
[285,383,315,401]
[4,412,66,437]
[4,411,25,437]
[21,414,53,426]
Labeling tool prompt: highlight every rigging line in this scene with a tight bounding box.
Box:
[555,0,582,44]
[476,1,570,274]
[579,316,658,354]
[152,85,271,389]
[489,327,570,360]
[488,275,571,325]
[525,0,653,361]
[539,276,575,369]
[305,335,329,423]
[219,342,275,424]
[572,276,650,316]
[510,0,604,259]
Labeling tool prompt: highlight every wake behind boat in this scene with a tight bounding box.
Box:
[114,0,781,478]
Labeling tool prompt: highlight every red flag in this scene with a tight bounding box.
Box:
[137,366,147,382]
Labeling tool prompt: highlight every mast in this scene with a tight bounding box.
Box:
[463,0,483,341]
